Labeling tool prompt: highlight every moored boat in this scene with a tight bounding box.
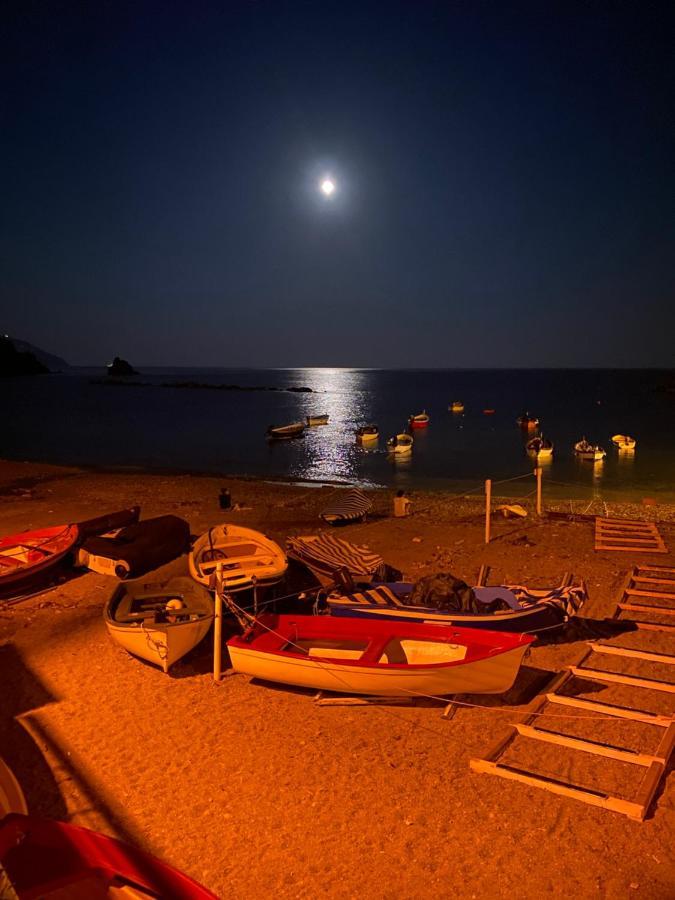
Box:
[574,438,606,461]
[189,524,288,591]
[356,424,379,442]
[266,421,305,440]
[306,414,329,426]
[526,436,554,458]
[0,507,140,599]
[0,813,218,899]
[387,433,413,455]
[483,408,495,415]
[611,433,636,450]
[408,411,430,428]
[449,401,464,412]
[516,412,539,428]
[227,614,534,696]
[104,576,214,673]
[327,581,585,636]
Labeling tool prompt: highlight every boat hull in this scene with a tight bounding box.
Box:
[104,577,214,673]
[190,524,287,591]
[228,615,533,697]
[0,814,218,898]
[329,601,567,635]
[0,758,27,817]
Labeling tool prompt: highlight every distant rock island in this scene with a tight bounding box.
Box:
[107,356,139,376]
[0,335,50,376]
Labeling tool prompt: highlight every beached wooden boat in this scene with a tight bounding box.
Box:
[0,813,218,899]
[0,507,140,599]
[526,436,554,458]
[574,439,606,461]
[449,401,464,412]
[306,414,329,426]
[228,614,533,696]
[327,582,585,636]
[387,433,413,455]
[190,524,287,591]
[0,758,27,817]
[356,424,379,442]
[408,411,430,428]
[611,434,636,450]
[104,576,214,673]
[516,413,539,428]
[266,422,305,440]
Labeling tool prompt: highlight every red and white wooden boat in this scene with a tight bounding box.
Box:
[0,508,139,599]
[228,615,533,696]
[0,813,217,899]
[408,411,430,428]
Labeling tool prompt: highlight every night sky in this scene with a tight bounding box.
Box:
[2,2,674,367]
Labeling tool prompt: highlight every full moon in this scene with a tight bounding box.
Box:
[320,177,336,197]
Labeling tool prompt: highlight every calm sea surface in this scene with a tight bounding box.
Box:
[5,368,675,501]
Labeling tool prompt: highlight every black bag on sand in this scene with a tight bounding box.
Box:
[406,573,479,613]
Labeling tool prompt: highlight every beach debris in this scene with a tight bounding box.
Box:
[497,504,528,518]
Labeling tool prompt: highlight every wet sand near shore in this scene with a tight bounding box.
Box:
[0,459,673,898]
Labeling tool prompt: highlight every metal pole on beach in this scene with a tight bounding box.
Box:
[484,479,492,544]
[535,467,542,516]
[214,562,223,683]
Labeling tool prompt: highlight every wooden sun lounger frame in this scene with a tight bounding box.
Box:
[471,564,675,820]
[610,564,675,634]
[470,646,675,820]
[595,517,668,554]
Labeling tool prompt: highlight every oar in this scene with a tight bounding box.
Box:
[75,506,141,544]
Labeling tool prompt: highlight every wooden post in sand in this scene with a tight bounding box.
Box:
[535,467,542,516]
[214,562,223,683]
[484,479,492,544]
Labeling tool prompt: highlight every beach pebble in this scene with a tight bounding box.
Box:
[412,537,422,543]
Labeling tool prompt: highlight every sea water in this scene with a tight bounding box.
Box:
[5,368,674,500]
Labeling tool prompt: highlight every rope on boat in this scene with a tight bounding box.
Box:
[215,584,666,725]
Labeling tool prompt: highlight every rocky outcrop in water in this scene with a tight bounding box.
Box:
[107,356,139,376]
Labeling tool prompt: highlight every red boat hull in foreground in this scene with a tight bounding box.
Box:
[0,813,217,899]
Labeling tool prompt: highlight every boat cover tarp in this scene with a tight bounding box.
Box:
[287,533,400,585]
[319,489,373,524]
[81,516,190,578]
[331,579,586,618]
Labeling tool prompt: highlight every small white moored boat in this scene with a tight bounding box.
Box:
[574,439,606,461]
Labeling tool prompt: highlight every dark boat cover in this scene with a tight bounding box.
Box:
[319,489,373,524]
[81,516,190,578]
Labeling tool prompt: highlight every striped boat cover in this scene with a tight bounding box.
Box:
[287,534,385,585]
[319,489,373,524]
[330,582,586,618]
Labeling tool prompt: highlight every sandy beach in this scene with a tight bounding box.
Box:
[1,458,673,898]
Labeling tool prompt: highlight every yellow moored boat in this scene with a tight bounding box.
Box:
[104,576,214,673]
[611,434,636,450]
[387,433,413,455]
[450,401,464,412]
